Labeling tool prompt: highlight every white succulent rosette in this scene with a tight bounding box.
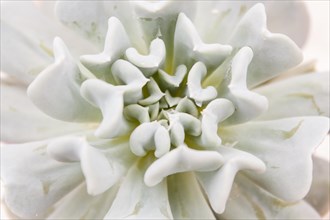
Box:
[1,1,329,219]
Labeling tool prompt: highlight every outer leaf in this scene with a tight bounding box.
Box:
[1,81,87,143]
[194,1,310,47]
[256,72,330,120]
[218,174,321,220]
[46,182,118,219]
[104,158,173,219]
[168,172,216,219]
[197,147,265,214]
[173,13,232,71]
[220,117,329,202]
[55,1,108,47]
[27,38,101,122]
[229,3,303,87]
[1,1,96,84]
[80,17,130,80]
[1,140,84,219]
[56,1,150,52]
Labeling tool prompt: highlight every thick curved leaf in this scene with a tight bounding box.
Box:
[229,4,303,87]
[27,38,101,122]
[168,172,216,219]
[1,140,84,219]
[218,174,321,220]
[1,1,96,84]
[1,80,87,143]
[104,158,173,219]
[256,72,330,120]
[220,117,329,202]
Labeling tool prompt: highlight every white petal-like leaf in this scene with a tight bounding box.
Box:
[56,1,151,52]
[197,147,266,214]
[194,2,310,47]
[104,159,173,219]
[200,98,235,148]
[1,81,87,143]
[256,72,330,120]
[130,121,170,158]
[158,65,187,89]
[187,62,218,106]
[126,38,166,76]
[220,117,330,202]
[124,104,150,123]
[27,37,101,122]
[55,1,108,46]
[168,172,216,219]
[229,3,303,87]
[111,59,150,103]
[174,13,232,71]
[218,174,321,219]
[144,144,223,186]
[46,182,118,219]
[221,47,269,124]
[175,97,199,117]
[80,17,130,79]
[47,137,118,196]
[80,79,132,139]
[139,78,165,106]
[1,1,96,84]
[1,140,83,219]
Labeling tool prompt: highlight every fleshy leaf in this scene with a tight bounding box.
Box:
[168,172,216,219]
[130,121,170,158]
[139,78,165,106]
[133,1,197,67]
[46,182,118,220]
[174,13,232,71]
[80,79,131,139]
[124,104,150,123]
[193,2,310,47]
[81,60,149,138]
[126,38,166,77]
[197,147,266,214]
[219,174,321,219]
[144,144,223,186]
[256,72,330,120]
[158,65,187,89]
[175,97,199,117]
[104,159,173,219]
[200,98,235,148]
[1,140,83,219]
[220,117,330,202]
[55,1,108,46]
[187,62,218,106]
[1,81,87,143]
[1,1,96,84]
[229,3,303,87]
[219,47,268,124]
[80,17,130,79]
[47,137,117,195]
[27,37,101,122]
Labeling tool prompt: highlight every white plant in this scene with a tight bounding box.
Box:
[1,1,329,219]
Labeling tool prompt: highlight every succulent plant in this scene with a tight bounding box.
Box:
[1,1,329,219]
